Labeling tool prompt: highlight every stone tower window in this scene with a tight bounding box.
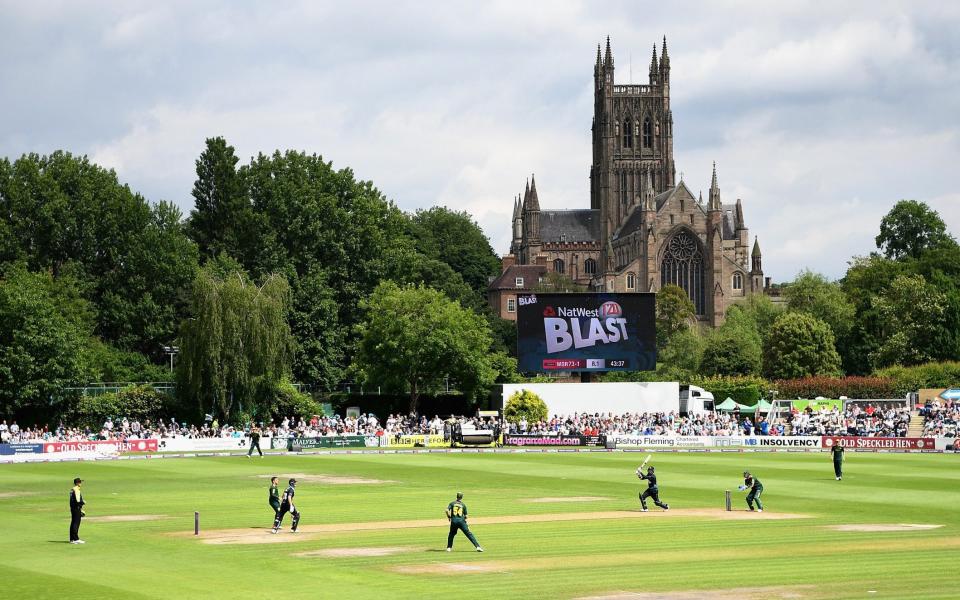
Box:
[661,229,705,315]
[626,273,636,290]
[584,258,597,275]
[733,273,743,290]
[553,258,565,274]
[643,117,652,148]
[623,120,633,148]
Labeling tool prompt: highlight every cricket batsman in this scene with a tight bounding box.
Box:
[831,442,844,480]
[637,466,669,511]
[445,492,483,552]
[271,478,300,533]
[739,471,763,512]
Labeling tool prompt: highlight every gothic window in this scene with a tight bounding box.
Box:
[660,229,706,315]
[553,258,565,274]
[584,258,597,275]
[643,117,652,148]
[623,119,633,148]
[732,273,743,291]
[626,273,636,290]
[620,172,628,205]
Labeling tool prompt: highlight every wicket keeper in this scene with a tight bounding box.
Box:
[271,478,300,533]
[739,471,763,512]
[69,477,86,544]
[637,466,669,511]
[445,492,483,552]
[831,443,844,480]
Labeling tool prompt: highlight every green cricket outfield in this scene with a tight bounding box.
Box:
[0,451,957,599]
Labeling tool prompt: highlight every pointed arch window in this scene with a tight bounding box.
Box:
[623,119,633,148]
[584,258,597,275]
[732,273,744,291]
[660,229,705,315]
[643,117,652,148]
[626,273,636,290]
[553,258,565,274]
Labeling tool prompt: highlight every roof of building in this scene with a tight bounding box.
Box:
[488,264,549,291]
[721,203,739,239]
[540,209,601,243]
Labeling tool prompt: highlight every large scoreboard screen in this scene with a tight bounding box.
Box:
[516,293,657,373]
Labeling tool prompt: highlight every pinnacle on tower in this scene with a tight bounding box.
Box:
[708,162,722,211]
[527,174,540,211]
[605,36,613,67]
[660,35,670,69]
[752,236,762,257]
[649,43,659,74]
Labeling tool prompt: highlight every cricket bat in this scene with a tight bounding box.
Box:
[637,454,652,473]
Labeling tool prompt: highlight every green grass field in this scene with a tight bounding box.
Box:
[1,450,958,599]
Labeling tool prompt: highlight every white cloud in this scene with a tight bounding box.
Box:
[3,0,960,281]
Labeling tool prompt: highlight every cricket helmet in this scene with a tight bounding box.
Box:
[289,478,297,486]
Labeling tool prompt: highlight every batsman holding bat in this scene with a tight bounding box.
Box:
[739,471,763,512]
[636,460,669,512]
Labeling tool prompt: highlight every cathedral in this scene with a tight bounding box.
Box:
[488,37,769,327]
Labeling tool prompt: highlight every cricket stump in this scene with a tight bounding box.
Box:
[724,490,732,512]
[194,511,200,535]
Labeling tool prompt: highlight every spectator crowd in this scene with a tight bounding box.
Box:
[0,401,924,445]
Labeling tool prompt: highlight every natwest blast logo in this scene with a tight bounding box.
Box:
[600,301,622,318]
[544,300,629,354]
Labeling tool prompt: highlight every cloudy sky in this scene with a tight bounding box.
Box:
[2,0,958,280]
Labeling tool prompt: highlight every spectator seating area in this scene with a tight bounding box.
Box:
[0,402,921,445]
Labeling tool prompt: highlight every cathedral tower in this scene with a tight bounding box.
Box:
[592,37,676,273]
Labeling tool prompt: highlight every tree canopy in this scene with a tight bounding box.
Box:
[177,261,293,420]
[356,282,500,412]
[876,199,955,260]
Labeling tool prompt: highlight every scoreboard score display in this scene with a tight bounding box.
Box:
[516,293,656,373]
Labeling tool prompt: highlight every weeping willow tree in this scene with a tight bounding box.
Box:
[177,262,293,420]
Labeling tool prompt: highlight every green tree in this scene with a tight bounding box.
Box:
[840,255,906,374]
[356,282,498,412]
[763,312,842,379]
[407,207,501,301]
[0,267,91,419]
[503,389,548,424]
[876,200,955,261]
[187,137,255,262]
[701,309,762,377]
[727,294,783,342]
[656,284,696,349]
[656,328,704,381]
[242,150,410,384]
[177,263,293,420]
[869,274,948,367]
[0,152,198,359]
[783,270,854,341]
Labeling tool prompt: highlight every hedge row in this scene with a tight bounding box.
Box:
[772,376,899,400]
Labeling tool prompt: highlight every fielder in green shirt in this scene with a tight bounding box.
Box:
[268,477,281,520]
[445,492,483,552]
[831,444,844,480]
